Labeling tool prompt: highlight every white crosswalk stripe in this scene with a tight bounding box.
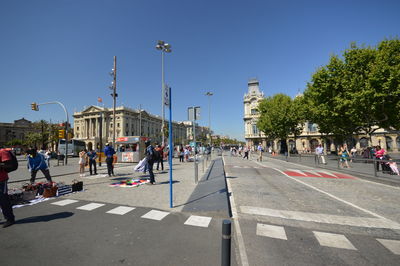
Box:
[76,203,105,211]
[184,215,212,228]
[51,199,79,206]
[313,231,357,250]
[106,206,136,215]
[141,210,170,221]
[256,223,287,240]
[377,239,400,255]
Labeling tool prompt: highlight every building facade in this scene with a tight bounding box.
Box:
[243,79,267,148]
[0,118,35,147]
[73,105,207,149]
[243,79,400,153]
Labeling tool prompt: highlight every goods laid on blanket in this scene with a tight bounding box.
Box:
[110,178,149,187]
[8,180,84,206]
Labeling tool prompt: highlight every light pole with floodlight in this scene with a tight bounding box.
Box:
[156,40,171,145]
[205,91,213,146]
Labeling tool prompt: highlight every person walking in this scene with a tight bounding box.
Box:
[315,144,326,164]
[27,148,53,184]
[375,145,386,172]
[257,144,263,162]
[155,144,164,171]
[0,147,16,228]
[87,148,98,175]
[145,140,156,185]
[179,147,184,162]
[78,149,87,177]
[243,146,249,160]
[104,143,116,177]
[338,145,350,168]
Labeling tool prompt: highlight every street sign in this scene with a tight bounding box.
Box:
[164,85,170,106]
[188,106,201,121]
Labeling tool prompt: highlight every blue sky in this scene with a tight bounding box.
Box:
[1,0,399,140]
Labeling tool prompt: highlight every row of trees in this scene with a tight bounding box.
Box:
[6,120,66,150]
[257,38,400,149]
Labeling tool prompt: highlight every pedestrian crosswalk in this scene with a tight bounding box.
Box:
[256,222,400,255]
[50,199,213,228]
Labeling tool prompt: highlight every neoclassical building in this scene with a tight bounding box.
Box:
[73,105,208,149]
[243,79,400,153]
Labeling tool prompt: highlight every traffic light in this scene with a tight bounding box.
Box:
[31,102,39,111]
[58,129,65,139]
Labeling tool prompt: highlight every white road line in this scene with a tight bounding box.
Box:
[377,239,400,255]
[240,206,400,229]
[184,215,212,228]
[51,199,79,206]
[223,156,249,266]
[106,206,136,215]
[76,203,105,211]
[141,210,169,221]
[270,166,396,222]
[256,223,287,240]
[313,231,357,250]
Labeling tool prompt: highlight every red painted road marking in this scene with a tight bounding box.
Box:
[284,171,307,177]
[283,171,356,179]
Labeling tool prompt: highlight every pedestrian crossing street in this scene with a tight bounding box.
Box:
[256,222,400,255]
[51,199,213,228]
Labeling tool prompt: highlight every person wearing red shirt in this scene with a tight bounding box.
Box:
[0,147,16,228]
[375,145,386,172]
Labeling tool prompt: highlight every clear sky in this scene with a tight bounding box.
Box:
[1,0,399,140]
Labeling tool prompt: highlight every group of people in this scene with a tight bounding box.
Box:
[78,148,99,177]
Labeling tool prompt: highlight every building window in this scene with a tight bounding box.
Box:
[307,122,318,132]
[252,124,259,135]
[251,109,258,115]
[117,123,120,128]
[77,126,80,131]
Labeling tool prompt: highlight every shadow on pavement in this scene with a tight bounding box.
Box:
[14,212,74,224]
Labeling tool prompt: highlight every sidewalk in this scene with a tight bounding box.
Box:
[9,155,227,213]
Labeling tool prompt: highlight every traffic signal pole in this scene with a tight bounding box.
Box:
[31,101,69,165]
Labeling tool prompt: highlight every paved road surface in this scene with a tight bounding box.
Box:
[224,155,400,266]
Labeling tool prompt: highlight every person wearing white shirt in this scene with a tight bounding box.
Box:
[315,144,326,164]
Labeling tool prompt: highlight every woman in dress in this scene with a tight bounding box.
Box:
[79,149,88,177]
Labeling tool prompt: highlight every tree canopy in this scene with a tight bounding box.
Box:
[304,39,400,139]
[257,94,304,142]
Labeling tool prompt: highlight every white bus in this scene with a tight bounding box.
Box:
[58,139,86,156]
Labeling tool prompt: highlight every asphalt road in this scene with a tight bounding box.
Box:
[224,155,400,266]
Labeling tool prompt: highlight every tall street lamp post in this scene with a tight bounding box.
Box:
[156,40,171,145]
[205,91,213,147]
[109,56,118,148]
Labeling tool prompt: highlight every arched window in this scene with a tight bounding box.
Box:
[385,136,393,151]
[397,136,400,152]
[310,139,319,152]
[359,138,368,148]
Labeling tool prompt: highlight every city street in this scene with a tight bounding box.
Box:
[2,155,237,266]
[224,154,400,266]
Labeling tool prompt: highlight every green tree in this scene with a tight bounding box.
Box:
[257,94,304,151]
[304,39,400,143]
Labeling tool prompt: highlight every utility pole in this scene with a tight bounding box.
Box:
[110,56,117,149]
[139,104,142,136]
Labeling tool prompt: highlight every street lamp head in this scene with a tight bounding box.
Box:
[157,40,165,46]
[205,92,213,96]
[164,43,171,49]
[156,44,163,50]
[165,48,172,53]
